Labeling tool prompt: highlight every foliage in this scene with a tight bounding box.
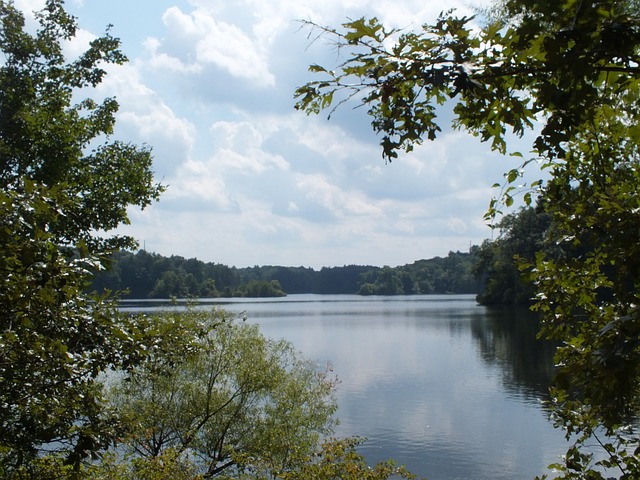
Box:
[107,309,338,478]
[526,149,640,477]
[91,250,240,298]
[230,437,417,480]
[0,182,131,471]
[0,0,162,472]
[0,0,163,251]
[93,249,479,298]
[240,279,286,297]
[92,251,374,297]
[294,0,640,215]
[95,450,204,480]
[358,250,479,295]
[474,205,554,305]
[2,449,203,480]
[296,0,640,477]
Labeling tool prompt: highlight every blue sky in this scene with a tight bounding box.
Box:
[17,0,541,269]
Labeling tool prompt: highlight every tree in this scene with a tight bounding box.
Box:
[295,1,640,477]
[0,0,163,473]
[356,251,478,295]
[107,309,338,478]
[474,205,554,305]
[239,279,287,297]
[242,437,417,480]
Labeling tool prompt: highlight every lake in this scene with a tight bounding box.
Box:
[121,294,568,480]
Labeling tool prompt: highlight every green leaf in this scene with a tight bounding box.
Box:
[504,194,514,207]
[308,64,327,73]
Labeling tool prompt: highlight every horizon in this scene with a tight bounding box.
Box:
[125,245,480,271]
[17,0,538,270]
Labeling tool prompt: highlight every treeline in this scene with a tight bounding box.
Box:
[92,206,557,303]
[91,250,482,298]
[357,254,479,295]
[91,250,284,298]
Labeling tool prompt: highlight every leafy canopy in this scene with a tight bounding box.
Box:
[0,0,163,250]
[296,0,640,478]
[0,0,163,472]
[107,309,338,478]
[474,205,554,306]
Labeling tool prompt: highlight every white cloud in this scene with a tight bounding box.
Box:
[95,63,197,176]
[447,217,469,234]
[143,6,276,86]
[207,121,289,173]
[167,163,237,211]
[143,37,203,74]
[295,172,383,219]
[54,0,524,268]
[13,0,45,14]
[62,27,96,59]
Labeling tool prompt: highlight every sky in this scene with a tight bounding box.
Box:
[16,0,541,269]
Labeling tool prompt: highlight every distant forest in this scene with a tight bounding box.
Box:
[90,249,481,299]
[91,206,551,303]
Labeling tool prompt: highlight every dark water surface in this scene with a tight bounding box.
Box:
[121,294,568,479]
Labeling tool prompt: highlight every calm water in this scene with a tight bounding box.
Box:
[121,294,568,480]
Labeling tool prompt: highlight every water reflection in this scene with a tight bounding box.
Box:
[470,307,558,402]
